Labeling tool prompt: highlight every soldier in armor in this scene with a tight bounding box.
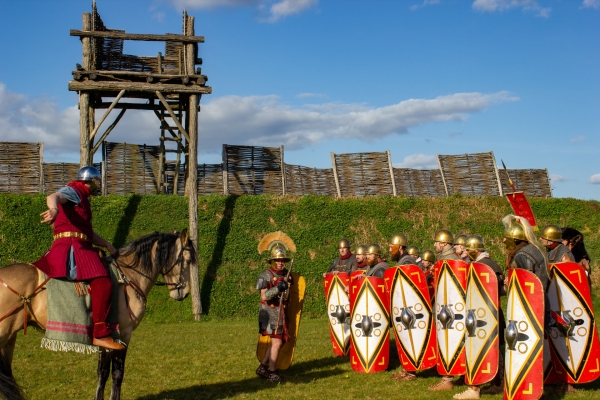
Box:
[389,233,413,266]
[562,227,592,278]
[353,244,368,272]
[328,238,357,274]
[356,244,389,279]
[455,235,507,399]
[503,215,549,291]
[421,249,436,274]
[430,229,461,391]
[406,245,424,269]
[434,229,461,261]
[256,242,294,382]
[454,234,470,263]
[33,166,124,351]
[540,225,574,263]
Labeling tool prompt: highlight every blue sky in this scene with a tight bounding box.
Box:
[0,0,598,199]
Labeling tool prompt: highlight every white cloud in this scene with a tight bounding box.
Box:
[410,0,441,11]
[152,12,166,22]
[296,92,327,99]
[0,83,518,162]
[589,174,600,184]
[449,131,462,138]
[549,174,575,184]
[166,0,318,22]
[571,135,586,143]
[582,0,600,9]
[472,0,551,17]
[394,154,439,169]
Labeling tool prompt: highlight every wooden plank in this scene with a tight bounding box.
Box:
[89,89,126,141]
[492,151,503,196]
[79,13,92,167]
[69,80,212,94]
[437,154,449,197]
[331,152,342,198]
[280,145,286,196]
[387,150,396,197]
[70,29,205,43]
[92,108,127,154]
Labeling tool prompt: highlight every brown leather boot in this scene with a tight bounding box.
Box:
[93,336,126,351]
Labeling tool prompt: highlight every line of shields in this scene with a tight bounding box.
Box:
[323,260,600,400]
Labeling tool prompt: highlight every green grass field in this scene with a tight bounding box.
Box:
[11,317,600,400]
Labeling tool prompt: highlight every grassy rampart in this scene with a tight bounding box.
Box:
[1,194,598,322]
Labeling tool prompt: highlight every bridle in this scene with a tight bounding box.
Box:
[155,244,192,292]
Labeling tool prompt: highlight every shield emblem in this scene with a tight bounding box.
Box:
[464,262,499,385]
[324,272,351,356]
[547,262,600,384]
[434,259,468,376]
[256,272,306,370]
[349,275,389,373]
[504,268,544,400]
[384,265,436,372]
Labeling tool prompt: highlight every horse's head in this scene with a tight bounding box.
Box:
[162,229,195,301]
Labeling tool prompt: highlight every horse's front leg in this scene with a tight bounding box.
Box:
[94,349,112,400]
[109,348,128,400]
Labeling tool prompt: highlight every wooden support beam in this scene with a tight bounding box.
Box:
[331,152,342,198]
[491,151,503,196]
[90,90,126,141]
[387,150,397,196]
[70,30,205,43]
[92,109,127,154]
[437,154,450,197]
[79,13,93,167]
[69,80,212,94]
[155,91,191,143]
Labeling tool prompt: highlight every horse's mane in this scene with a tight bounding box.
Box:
[117,231,194,274]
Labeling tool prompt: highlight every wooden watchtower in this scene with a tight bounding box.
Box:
[69,3,211,320]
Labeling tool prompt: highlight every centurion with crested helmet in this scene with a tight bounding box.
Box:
[255,231,305,383]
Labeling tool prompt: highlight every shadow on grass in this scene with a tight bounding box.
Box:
[136,356,347,400]
[112,194,141,248]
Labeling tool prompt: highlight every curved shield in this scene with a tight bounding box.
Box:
[504,269,544,400]
[349,275,389,373]
[543,337,561,384]
[465,262,499,385]
[434,259,468,376]
[256,272,306,370]
[384,265,436,372]
[324,272,351,356]
[547,262,600,384]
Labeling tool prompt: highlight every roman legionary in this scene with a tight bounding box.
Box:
[430,229,461,391]
[421,249,436,274]
[33,166,124,350]
[562,227,592,279]
[454,235,507,399]
[454,234,470,263]
[540,225,574,263]
[353,244,368,273]
[255,234,295,382]
[328,238,357,274]
[358,244,389,279]
[406,245,424,269]
[389,233,413,266]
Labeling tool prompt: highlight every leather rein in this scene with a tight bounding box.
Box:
[0,273,51,335]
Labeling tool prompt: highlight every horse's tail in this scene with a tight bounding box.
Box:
[0,355,24,400]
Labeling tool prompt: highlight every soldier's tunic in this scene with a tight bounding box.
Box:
[547,243,574,264]
[365,261,389,279]
[257,267,293,337]
[329,254,357,273]
[437,247,462,261]
[510,244,549,290]
[395,254,415,267]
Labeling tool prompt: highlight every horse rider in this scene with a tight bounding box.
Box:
[256,243,293,382]
[540,225,574,263]
[33,166,124,351]
[389,233,413,266]
[328,238,356,274]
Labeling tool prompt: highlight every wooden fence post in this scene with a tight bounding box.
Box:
[386,150,396,196]
[330,152,342,198]
[437,154,449,197]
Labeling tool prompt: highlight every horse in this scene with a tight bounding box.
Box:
[0,229,196,400]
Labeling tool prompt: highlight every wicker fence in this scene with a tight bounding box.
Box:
[0,141,553,198]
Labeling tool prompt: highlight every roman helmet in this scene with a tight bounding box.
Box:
[389,233,408,261]
[406,245,421,257]
[258,231,296,263]
[454,234,468,247]
[540,225,562,243]
[421,250,436,263]
[367,243,381,255]
[355,244,368,255]
[433,229,454,244]
[338,238,351,249]
[465,235,486,261]
[77,166,102,194]
[503,219,526,251]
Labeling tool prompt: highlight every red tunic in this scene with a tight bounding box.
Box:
[33,181,109,280]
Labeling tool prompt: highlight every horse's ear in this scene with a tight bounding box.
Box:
[180,228,189,245]
[173,229,178,234]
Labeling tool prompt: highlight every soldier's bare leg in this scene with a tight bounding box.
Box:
[268,338,282,371]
